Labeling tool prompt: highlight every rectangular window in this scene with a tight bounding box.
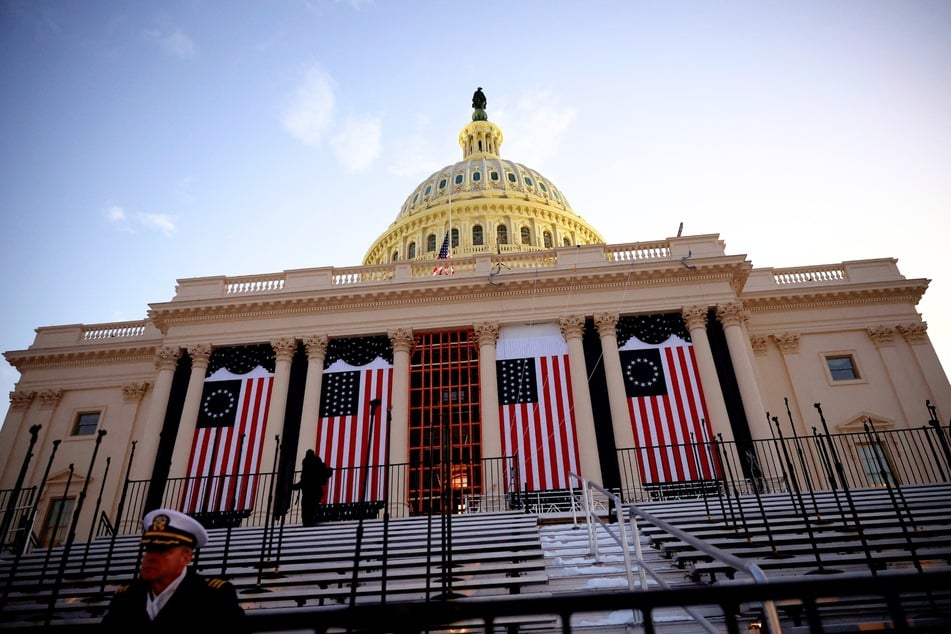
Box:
[73,411,100,436]
[39,498,75,548]
[826,355,859,381]
[857,442,898,487]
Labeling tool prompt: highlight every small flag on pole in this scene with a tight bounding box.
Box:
[432,231,454,275]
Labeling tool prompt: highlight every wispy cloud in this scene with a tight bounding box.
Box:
[494,90,576,167]
[144,27,196,59]
[105,205,176,236]
[281,65,336,146]
[331,115,382,172]
[388,114,444,178]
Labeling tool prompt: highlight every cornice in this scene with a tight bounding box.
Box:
[5,345,158,372]
[148,260,748,331]
[740,282,927,312]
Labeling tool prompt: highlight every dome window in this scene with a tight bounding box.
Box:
[425,185,432,196]
[543,231,553,248]
[427,234,437,252]
[520,227,531,245]
[472,171,481,182]
[497,225,509,245]
[454,174,464,185]
[539,182,548,193]
[472,225,484,246]
[490,171,499,182]
[439,178,447,189]
[409,242,417,259]
[507,172,517,184]
[524,177,533,187]
[413,193,419,204]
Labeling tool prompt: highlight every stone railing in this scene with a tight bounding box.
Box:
[772,264,847,285]
[82,321,150,340]
[165,237,738,303]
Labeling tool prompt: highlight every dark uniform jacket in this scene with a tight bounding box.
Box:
[102,568,249,633]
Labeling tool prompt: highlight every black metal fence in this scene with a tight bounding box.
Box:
[2,422,950,551]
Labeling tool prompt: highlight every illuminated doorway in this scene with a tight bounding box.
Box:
[408,329,482,515]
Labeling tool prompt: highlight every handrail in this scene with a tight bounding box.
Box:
[632,503,783,633]
[568,472,719,632]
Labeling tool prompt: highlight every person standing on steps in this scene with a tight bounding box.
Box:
[293,449,333,526]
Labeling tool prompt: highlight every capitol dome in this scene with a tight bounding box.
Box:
[362,89,605,265]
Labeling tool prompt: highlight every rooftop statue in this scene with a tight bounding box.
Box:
[472,87,487,110]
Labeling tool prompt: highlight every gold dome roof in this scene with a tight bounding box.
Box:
[362,90,605,265]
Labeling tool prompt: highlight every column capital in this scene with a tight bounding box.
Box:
[750,335,768,355]
[155,346,182,371]
[867,325,896,347]
[559,315,585,340]
[271,337,298,362]
[9,390,35,411]
[594,312,619,337]
[771,332,800,354]
[123,382,150,402]
[682,305,709,331]
[37,388,64,409]
[716,301,747,327]
[388,328,415,353]
[187,344,212,369]
[897,322,928,345]
[302,335,329,359]
[473,322,499,347]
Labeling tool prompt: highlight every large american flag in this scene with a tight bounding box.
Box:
[497,324,580,491]
[315,337,393,504]
[432,231,454,275]
[618,314,718,484]
[181,345,274,513]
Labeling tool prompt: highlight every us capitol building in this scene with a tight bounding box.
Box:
[2,89,949,546]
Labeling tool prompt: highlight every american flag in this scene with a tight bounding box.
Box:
[497,324,580,491]
[432,231,454,275]
[316,349,393,504]
[181,359,273,514]
[620,334,718,484]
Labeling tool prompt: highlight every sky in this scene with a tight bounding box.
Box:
[1,0,950,427]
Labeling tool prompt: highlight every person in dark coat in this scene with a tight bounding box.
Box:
[293,449,333,526]
[101,508,249,633]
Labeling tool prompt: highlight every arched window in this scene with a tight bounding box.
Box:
[472,225,484,246]
[497,225,508,245]
[391,251,399,262]
[563,237,571,247]
[427,234,437,252]
[409,242,417,259]
[543,231,553,248]
[520,227,531,245]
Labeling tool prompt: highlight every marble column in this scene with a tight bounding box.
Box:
[132,346,181,481]
[682,306,734,443]
[168,344,211,478]
[260,338,297,476]
[0,391,37,486]
[387,328,414,517]
[473,322,501,459]
[297,335,328,465]
[717,302,769,441]
[898,322,951,419]
[594,312,640,492]
[559,316,603,484]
